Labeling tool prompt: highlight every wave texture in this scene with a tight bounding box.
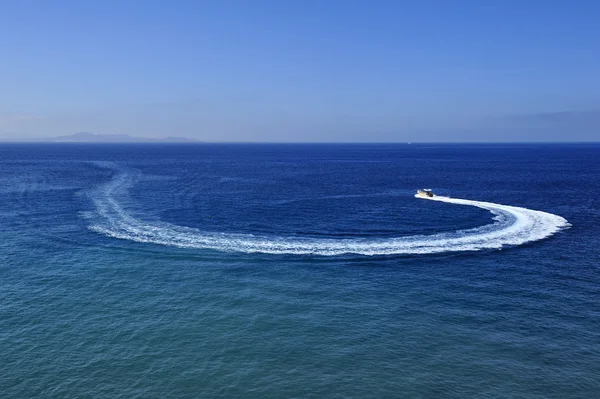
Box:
[87,163,570,255]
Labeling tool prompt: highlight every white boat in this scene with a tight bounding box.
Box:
[416,189,435,198]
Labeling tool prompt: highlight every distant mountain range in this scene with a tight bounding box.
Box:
[50,132,196,143]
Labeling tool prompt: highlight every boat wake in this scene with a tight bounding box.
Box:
[86,163,570,256]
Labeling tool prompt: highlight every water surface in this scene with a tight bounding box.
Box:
[1,143,598,398]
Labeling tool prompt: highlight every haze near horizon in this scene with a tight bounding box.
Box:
[1,0,599,142]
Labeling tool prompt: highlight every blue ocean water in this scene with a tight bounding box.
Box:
[0,143,598,398]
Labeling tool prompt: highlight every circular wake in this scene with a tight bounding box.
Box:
[86,163,570,256]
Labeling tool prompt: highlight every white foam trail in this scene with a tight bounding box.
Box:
[87,164,570,256]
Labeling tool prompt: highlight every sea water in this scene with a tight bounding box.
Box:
[1,143,598,398]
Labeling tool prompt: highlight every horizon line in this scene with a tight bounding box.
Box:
[1,140,599,145]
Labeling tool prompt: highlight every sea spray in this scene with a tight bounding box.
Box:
[87,163,570,256]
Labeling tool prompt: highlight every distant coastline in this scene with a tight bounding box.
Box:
[51,132,196,143]
[0,132,197,143]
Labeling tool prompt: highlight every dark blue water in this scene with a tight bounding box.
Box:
[1,143,598,398]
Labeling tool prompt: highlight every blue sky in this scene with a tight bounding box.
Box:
[1,0,599,141]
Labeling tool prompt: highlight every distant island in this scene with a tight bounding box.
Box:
[49,132,196,143]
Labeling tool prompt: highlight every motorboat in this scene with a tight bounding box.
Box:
[416,189,435,198]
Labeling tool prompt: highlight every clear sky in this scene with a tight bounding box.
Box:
[1,0,599,142]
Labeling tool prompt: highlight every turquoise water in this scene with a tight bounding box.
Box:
[1,144,598,398]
